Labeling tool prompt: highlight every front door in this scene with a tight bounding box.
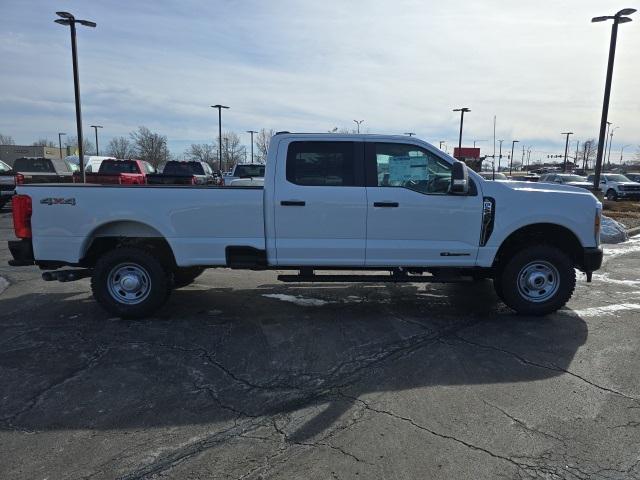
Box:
[365,141,482,267]
[273,140,367,266]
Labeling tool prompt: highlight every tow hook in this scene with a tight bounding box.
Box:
[42,269,91,283]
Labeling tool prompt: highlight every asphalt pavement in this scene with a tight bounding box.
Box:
[1,204,640,480]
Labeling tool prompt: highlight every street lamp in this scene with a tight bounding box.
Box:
[439,140,446,150]
[58,132,66,159]
[404,132,416,137]
[453,107,471,151]
[591,7,636,189]
[90,125,102,155]
[607,126,619,167]
[211,105,229,171]
[497,139,504,173]
[353,119,364,133]
[54,11,96,183]
[246,130,257,163]
[619,144,631,164]
[509,140,519,175]
[561,132,574,172]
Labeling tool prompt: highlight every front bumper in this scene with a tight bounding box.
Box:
[580,246,603,273]
[8,239,34,266]
[617,191,640,199]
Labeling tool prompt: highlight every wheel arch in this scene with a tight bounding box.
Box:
[493,223,583,270]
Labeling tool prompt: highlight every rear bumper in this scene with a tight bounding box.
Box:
[8,239,34,266]
[580,246,603,272]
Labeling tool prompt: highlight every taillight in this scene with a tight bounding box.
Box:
[15,173,24,185]
[12,194,32,239]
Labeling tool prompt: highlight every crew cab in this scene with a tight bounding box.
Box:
[0,160,15,209]
[7,133,603,319]
[81,159,153,185]
[12,157,76,184]
[147,161,216,185]
[223,163,265,185]
[587,173,640,201]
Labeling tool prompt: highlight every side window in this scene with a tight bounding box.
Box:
[203,163,212,175]
[373,143,452,195]
[286,141,356,186]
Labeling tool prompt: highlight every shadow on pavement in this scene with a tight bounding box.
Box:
[0,280,588,441]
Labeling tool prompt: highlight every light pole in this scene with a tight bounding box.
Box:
[498,139,504,173]
[509,140,519,175]
[619,145,631,164]
[58,132,66,159]
[353,120,364,133]
[473,139,485,148]
[404,132,416,137]
[211,105,229,171]
[439,141,446,150]
[561,132,573,172]
[607,126,619,167]
[453,107,471,152]
[246,130,257,163]
[604,122,612,160]
[90,125,102,155]
[591,8,636,189]
[54,11,96,183]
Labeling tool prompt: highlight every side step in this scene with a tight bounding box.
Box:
[277,271,470,284]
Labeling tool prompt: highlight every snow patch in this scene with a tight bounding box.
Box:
[0,276,8,295]
[603,236,640,260]
[570,303,640,317]
[591,273,640,287]
[262,294,332,307]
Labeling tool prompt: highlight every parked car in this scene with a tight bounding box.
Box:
[66,155,116,174]
[539,173,592,190]
[478,172,508,181]
[8,133,602,319]
[0,160,16,209]
[147,161,216,185]
[12,157,75,184]
[508,174,540,182]
[623,172,640,183]
[587,173,640,201]
[81,159,154,185]
[223,163,265,185]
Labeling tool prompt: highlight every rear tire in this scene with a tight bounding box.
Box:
[496,245,575,316]
[91,247,172,319]
[173,267,206,288]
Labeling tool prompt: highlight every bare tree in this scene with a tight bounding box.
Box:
[65,136,94,156]
[106,136,134,159]
[215,132,246,171]
[0,133,15,145]
[32,139,56,147]
[185,143,216,165]
[255,128,275,163]
[580,139,597,171]
[130,126,170,168]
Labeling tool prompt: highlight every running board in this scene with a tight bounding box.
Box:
[277,273,470,284]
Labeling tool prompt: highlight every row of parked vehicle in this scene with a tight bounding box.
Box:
[0,157,267,208]
[478,170,640,201]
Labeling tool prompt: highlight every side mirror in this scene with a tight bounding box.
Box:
[451,161,469,194]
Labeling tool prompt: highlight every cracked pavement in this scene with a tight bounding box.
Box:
[1,206,640,479]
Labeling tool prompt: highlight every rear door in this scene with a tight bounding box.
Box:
[273,140,367,266]
[364,141,483,267]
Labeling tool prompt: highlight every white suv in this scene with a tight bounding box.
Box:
[587,173,640,201]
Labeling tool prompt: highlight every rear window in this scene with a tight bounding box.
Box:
[13,158,55,173]
[286,142,355,186]
[163,162,205,175]
[99,161,140,174]
[234,164,265,178]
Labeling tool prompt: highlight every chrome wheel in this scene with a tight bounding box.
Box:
[107,263,151,305]
[516,261,559,303]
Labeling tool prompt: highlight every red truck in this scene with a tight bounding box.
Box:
[79,159,155,185]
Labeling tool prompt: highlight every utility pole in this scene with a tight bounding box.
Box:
[561,132,573,172]
[498,139,504,173]
[607,127,618,168]
[211,104,229,171]
[452,107,471,152]
[246,130,257,163]
[509,140,519,175]
[90,125,102,155]
[58,132,66,159]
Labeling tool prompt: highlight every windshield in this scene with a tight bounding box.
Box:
[100,161,139,174]
[13,158,54,172]
[605,174,631,182]
[234,164,265,177]
[163,162,205,175]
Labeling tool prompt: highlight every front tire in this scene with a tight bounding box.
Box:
[496,245,575,316]
[91,247,172,319]
[606,189,618,201]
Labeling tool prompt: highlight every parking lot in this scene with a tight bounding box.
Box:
[1,205,640,479]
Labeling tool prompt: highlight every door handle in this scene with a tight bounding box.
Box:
[373,202,399,207]
[281,200,306,206]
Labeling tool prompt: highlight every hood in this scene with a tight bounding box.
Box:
[484,179,597,197]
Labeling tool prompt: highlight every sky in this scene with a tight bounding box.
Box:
[1,0,639,163]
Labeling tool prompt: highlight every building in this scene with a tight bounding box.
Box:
[0,145,68,167]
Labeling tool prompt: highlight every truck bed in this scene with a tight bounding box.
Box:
[20,184,265,266]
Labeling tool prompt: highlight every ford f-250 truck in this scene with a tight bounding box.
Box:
[7,133,603,318]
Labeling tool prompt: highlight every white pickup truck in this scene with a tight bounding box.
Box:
[8,133,603,318]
